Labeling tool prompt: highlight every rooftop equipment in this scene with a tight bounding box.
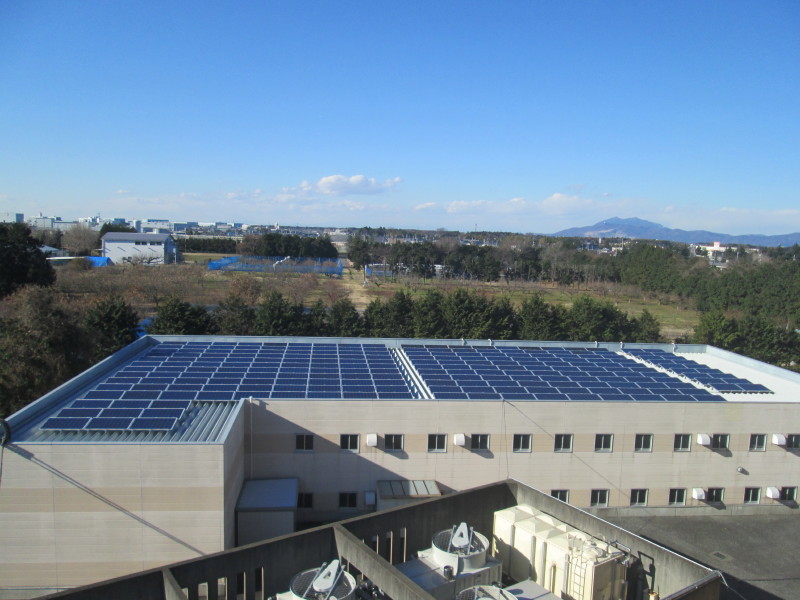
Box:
[396,522,501,600]
[287,560,356,600]
[493,505,628,600]
[456,585,518,600]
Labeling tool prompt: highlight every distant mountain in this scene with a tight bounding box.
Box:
[551,217,800,247]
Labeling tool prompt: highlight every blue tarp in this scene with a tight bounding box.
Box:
[207,255,343,276]
[87,256,111,267]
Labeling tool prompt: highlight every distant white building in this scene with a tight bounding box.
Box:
[0,212,24,223]
[101,232,178,265]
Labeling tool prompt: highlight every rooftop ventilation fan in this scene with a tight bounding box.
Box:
[431,522,490,573]
[456,585,517,600]
[289,560,356,600]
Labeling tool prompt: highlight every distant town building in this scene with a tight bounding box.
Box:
[0,212,24,223]
[101,232,178,264]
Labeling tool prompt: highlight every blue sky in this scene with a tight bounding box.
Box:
[2,1,799,234]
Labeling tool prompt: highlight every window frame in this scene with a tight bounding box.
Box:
[673,433,691,452]
[711,433,730,450]
[427,433,447,453]
[749,433,766,452]
[297,493,313,509]
[385,434,404,451]
[706,487,725,503]
[295,433,314,451]
[668,488,686,506]
[512,433,532,453]
[634,433,654,453]
[338,492,358,509]
[340,434,359,452]
[551,489,569,503]
[630,489,648,507]
[590,489,609,507]
[594,433,613,453]
[743,487,761,504]
[554,433,573,453]
[470,433,490,451]
[787,434,800,449]
[780,486,798,501]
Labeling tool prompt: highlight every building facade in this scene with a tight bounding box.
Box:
[1,336,798,597]
[101,232,178,264]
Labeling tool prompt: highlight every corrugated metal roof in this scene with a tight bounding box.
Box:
[101,232,173,242]
[18,400,242,444]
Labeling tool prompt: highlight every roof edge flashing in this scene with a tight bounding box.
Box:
[6,336,158,436]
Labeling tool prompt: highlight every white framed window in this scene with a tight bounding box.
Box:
[428,433,446,452]
[340,434,359,452]
[673,433,691,452]
[744,487,760,504]
[630,489,648,507]
[513,433,532,453]
[749,434,766,452]
[669,488,686,506]
[590,489,609,507]
[780,486,797,501]
[707,487,725,503]
[711,433,730,450]
[635,433,653,452]
[594,433,613,452]
[385,434,404,451]
[787,434,800,449]
[471,433,490,450]
[551,489,569,503]
[554,434,573,453]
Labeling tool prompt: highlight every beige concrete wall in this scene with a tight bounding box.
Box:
[245,400,800,517]
[0,442,227,594]
[223,403,246,548]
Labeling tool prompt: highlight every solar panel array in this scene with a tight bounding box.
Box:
[41,340,774,432]
[41,341,419,433]
[627,349,772,393]
[403,345,727,402]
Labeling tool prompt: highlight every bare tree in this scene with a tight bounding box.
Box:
[62,224,99,256]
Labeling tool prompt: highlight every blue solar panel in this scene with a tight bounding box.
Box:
[197,391,235,400]
[141,408,184,419]
[101,408,142,418]
[87,417,133,430]
[112,400,151,409]
[85,390,124,399]
[123,390,160,400]
[73,399,113,408]
[150,400,191,410]
[42,417,90,430]
[58,408,102,418]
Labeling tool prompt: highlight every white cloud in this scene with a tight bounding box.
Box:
[276,174,400,204]
[414,202,436,211]
[113,189,131,195]
[447,200,488,213]
[315,174,400,195]
[532,193,595,216]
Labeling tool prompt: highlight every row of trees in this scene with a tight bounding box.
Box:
[351,237,800,330]
[693,311,800,368]
[148,289,663,344]
[176,236,237,254]
[238,233,338,259]
[0,288,138,417]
